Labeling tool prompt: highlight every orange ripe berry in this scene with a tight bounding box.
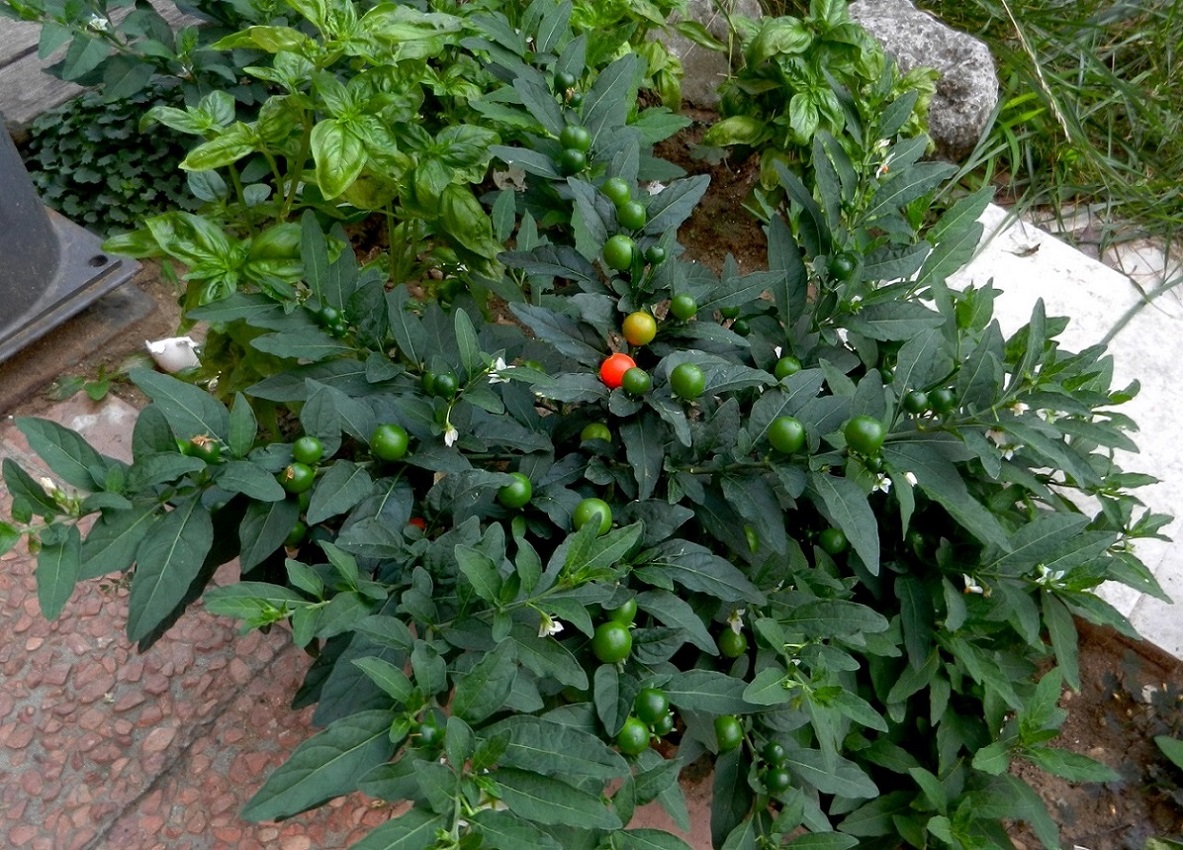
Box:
[599,352,637,389]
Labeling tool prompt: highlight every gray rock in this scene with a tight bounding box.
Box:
[658,0,762,109]
[850,0,998,161]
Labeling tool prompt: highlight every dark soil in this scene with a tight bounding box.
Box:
[1013,624,1183,849]
[654,109,768,275]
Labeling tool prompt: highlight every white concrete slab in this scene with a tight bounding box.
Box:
[949,204,1182,657]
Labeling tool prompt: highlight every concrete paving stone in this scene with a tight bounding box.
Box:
[951,204,1181,657]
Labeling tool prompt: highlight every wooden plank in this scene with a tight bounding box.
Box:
[0,18,43,67]
[1,3,195,132]
[0,58,83,130]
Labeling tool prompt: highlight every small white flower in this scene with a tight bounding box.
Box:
[872,473,892,494]
[1036,408,1059,424]
[904,471,918,487]
[875,138,890,151]
[962,574,985,595]
[1010,401,1030,415]
[727,609,746,634]
[986,428,1019,460]
[39,476,60,495]
[86,13,111,31]
[488,356,510,384]
[836,328,849,345]
[444,423,459,447]
[537,614,564,638]
[773,345,783,358]
[849,295,863,305]
[1035,563,1067,588]
[646,181,667,196]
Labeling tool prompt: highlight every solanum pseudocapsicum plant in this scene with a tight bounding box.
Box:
[1,4,1173,850]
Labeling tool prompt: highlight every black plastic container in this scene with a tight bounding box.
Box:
[0,123,137,362]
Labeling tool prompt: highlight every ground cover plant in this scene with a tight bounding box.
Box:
[0,0,1176,848]
[19,83,199,235]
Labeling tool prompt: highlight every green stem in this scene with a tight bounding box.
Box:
[282,118,314,220]
[227,163,247,209]
[385,204,398,283]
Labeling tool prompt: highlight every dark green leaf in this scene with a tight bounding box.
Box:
[127,497,213,641]
[307,461,374,524]
[80,504,157,579]
[3,458,60,517]
[238,498,299,571]
[883,441,1008,548]
[228,393,258,458]
[483,715,629,780]
[765,214,808,319]
[473,809,563,850]
[242,709,397,821]
[836,790,913,836]
[781,598,889,637]
[971,741,1012,775]
[743,666,794,705]
[350,807,444,850]
[636,590,717,653]
[16,417,111,491]
[594,663,622,734]
[897,575,934,669]
[513,76,564,136]
[645,175,711,236]
[494,768,622,829]
[386,286,428,366]
[251,328,353,362]
[129,369,229,441]
[351,656,413,704]
[866,162,954,221]
[36,524,82,619]
[892,327,950,398]
[455,544,502,603]
[638,539,764,603]
[583,53,639,143]
[216,460,286,501]
[917,188,993,286]
[452,640,517,723]
[783,834,858,850]
[845,302,943,341]
[1024,746,1119,782]
[808,472,879,575]
[1155,736,1183,770]
[0,521,19,557]
[126,453,205,490]
[621,414,663,502]
[203,581,308,621]
[711,749,753,848]
[665,670,752,714]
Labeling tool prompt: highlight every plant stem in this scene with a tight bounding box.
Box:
[282,118,313,220]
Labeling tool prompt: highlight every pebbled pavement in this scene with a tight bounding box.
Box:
[0,396,386,850]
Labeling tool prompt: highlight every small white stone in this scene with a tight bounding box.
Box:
[145,337,200,373]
